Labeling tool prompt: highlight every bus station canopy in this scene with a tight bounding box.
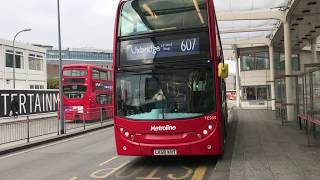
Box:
[215,0,320,53]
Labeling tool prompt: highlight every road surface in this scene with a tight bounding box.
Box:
[0,127,221,180]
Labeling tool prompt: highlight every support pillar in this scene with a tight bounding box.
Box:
[311,37,318,63]
[269,45,276,110]
[284,20,295,121]
[233,46,241,108]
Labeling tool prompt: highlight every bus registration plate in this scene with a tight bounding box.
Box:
[154,149,177,156]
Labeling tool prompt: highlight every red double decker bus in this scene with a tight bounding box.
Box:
[62,64,113,121]
[113,0,228,156]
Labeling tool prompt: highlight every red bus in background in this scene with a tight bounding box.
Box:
[227,91,236,100]
[113,0,228,156]
[62,64,113,121]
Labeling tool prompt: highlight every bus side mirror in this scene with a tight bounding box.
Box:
[218,63,228,79]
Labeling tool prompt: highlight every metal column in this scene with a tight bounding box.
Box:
[234,46,241,108]
[311,37,318,63]
[284,20,294,121]
[269,45,276,110]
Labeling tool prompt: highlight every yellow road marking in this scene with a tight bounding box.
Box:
[90,161,130,179]
[191,165,208,180]
[114,164,145,178]
[69,177,78,180]
[136,166,161,179]
[99,156,118,167]
[168,166,193,180]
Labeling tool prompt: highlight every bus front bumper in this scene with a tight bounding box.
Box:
[115,133,223,156]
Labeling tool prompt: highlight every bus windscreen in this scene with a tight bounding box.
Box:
[116,66,215,120]
[119,0,208,37]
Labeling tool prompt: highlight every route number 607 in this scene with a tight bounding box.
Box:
[181,39,197,52]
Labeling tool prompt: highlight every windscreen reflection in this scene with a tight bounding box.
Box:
[116,67,215,120]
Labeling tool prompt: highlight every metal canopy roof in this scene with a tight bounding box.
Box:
[273,0,320,50]
[216,0,291,50]
[215,0,290,12]
[215,0,320,52]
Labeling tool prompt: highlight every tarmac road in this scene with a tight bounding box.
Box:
[0,126,222,180]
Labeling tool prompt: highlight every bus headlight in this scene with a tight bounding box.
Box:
[203,130,208,135]
[208,124,213,130]
[120,128,124,133]
[124,132,130,137]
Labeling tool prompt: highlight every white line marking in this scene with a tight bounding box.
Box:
[90,161,130,179]
[99,156,118,167]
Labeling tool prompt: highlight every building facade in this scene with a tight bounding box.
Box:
[237,46,320,109]
[42,47,112,79]
[0,39,47,90]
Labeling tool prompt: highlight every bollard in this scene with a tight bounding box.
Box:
[27,116,30,143]
[100,108,103,126]
[83,114,86,130]
[57,114,60,136]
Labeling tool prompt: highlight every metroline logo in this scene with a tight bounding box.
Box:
[150,125,177,132]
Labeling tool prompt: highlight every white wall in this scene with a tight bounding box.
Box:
[240,70,271,86]
[0,39,47,90]
[299,50,320,70]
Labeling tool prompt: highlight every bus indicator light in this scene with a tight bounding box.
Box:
[197,134,202,138]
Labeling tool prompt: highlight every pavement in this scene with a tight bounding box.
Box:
[0,112,57,124]
[217,109,320,180]
[0,109,320,180]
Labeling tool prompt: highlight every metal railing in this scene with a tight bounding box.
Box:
[65,108,113,132]
[0,108,113,147]
[274,75,299,125]
[275,63,320,144]
[0,115,58,145]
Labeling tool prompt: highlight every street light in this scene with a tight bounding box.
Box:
[13,28,32,89]
[57,0,65,134]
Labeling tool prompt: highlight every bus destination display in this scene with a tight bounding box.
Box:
[123,37,200,61]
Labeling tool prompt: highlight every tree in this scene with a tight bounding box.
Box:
[47,78,59,89]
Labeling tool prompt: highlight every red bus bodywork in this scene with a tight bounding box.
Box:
[113,0,227,156]
[61,64,113,121]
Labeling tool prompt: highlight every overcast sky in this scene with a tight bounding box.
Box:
[0,0,287,52]
[0,0,118,50]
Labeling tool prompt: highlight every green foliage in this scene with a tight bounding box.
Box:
[47,78,59,89]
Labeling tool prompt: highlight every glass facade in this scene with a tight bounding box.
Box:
[242,85,271,101]
[275,53,300,71]
[47,50,112,61]
[29,54,44,71]
[240,51,300,72]
[6,50,24,69]
[240,52,269,71]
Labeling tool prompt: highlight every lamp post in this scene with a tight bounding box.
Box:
[13,29,32,89]
[57,0,65,134]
